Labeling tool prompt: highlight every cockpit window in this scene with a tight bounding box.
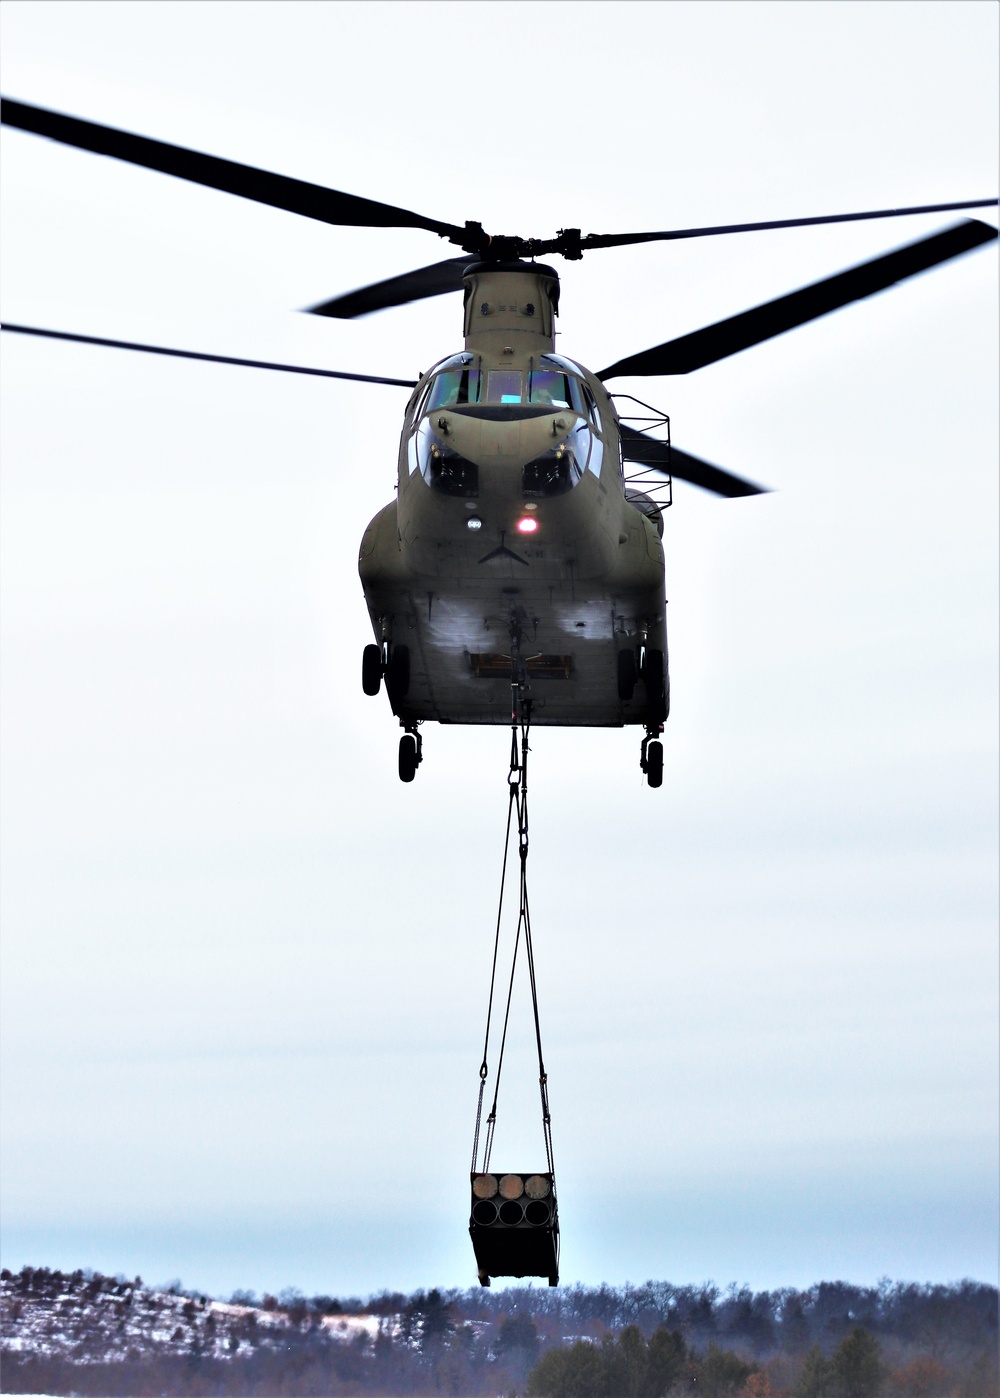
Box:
[527,369,585,414]
[427,367,482,409]
[582,384,603,435]
[487,370,523,404]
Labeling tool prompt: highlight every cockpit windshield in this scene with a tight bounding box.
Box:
[423,354,590,413]
[412,352,606,489]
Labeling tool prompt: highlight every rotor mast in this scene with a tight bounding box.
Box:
[461,261,560,360]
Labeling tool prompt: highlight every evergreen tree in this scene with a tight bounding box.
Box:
[495,1313,541,1381]
[781,1292,813,1352]
[616,1324,648,1396]
[643,1325,687,1397]
[831,1327,883,1397]
[419,1287,454,1350]
[794,1343,834,1397]
[697,1343,758,1396]
[527,1339,606,1397]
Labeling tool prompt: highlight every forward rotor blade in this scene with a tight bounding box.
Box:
[308,257,471,318]
[1,323,417,387]
[620,424,768,497]
[579,199,998,253]
[600,219,998,379]
[1,96,465,239]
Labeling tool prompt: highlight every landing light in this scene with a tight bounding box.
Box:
[467,517,483,531]
[516,517,539,534]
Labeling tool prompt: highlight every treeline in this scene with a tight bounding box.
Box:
[524,1321,997,1397]
[451,1277,998,1356]
[2,1267,996,1397]
[227,1276,998,1357]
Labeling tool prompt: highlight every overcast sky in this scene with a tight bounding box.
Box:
[1,1,997,1300]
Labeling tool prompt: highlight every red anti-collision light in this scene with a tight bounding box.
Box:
[516,517,539,534]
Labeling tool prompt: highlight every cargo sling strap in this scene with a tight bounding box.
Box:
[471,697,555,1179]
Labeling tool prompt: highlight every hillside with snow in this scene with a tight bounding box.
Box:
[1,1266,996,1395]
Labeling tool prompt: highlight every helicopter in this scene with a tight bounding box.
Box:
[2,97,997,789]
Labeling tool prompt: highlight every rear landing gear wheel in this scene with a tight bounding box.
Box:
[617,648,637,701]
[478,1272,491,1288]
[361,644,382,696]
[386,644,410,706]
[643,647,666,722]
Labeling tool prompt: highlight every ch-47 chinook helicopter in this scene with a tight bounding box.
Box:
[2,98,997,787]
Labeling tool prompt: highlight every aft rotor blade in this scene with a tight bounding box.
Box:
[308,257,471,318]
[600,219,998,379]
[1,96,465,239]
[579,200,999,253]
[620,424,768,497]
[1,323,417,387]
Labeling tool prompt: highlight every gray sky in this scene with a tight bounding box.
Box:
[1,1,997,1299]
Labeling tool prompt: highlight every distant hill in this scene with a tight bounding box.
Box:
[1,1265,996,1395]
[2,1265,379,1365]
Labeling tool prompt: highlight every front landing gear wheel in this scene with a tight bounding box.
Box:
[640,730,664,788]
[398,734,418,782]
[478,1272,491,1288]
[361,644,382,696]
[398,728,422,783]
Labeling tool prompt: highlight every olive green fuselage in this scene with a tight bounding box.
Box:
[359,263,668,727]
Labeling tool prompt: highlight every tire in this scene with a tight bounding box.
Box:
[386,644,410,705]
[398,733,418,783]
[646,739,663,788]
[361,644,382,696]
[643,648,666,722]
[617,648,636,701]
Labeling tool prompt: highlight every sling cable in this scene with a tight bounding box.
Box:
[469,643,559,1287]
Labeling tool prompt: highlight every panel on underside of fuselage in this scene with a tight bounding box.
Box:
[376,577,665,728]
